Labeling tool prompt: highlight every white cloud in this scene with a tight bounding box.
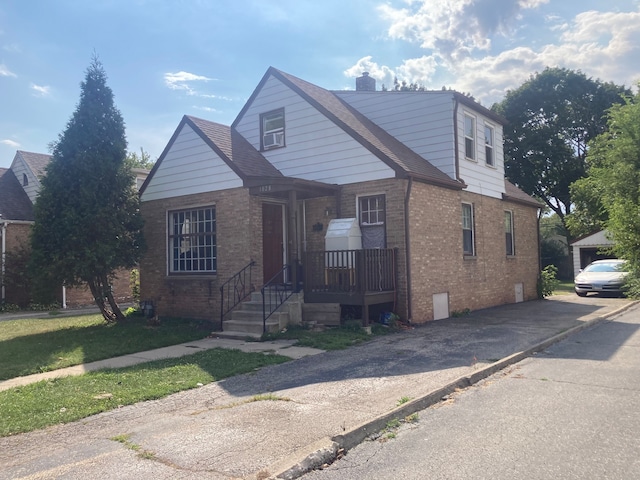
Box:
[31,83,51,97]
[0,64,16,77]
[378,0,549,61]
[1,139,20,148]
[364,2,640,105]
[344,56,396,88]
[164,71,214,95]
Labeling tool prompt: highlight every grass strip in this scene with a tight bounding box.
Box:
[0,315,211,381]
[0,348,289,437]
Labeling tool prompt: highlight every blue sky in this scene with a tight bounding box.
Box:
[1,0,639,168]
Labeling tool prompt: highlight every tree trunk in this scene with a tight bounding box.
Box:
[88,275,123,323]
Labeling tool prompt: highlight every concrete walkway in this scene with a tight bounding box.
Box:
[0,295,637,480]
[0,337,325,392]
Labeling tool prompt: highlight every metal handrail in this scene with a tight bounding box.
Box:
[219,260,255,329]
[261,262,299,334]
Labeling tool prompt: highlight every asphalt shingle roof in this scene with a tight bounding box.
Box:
[269,68,464,190]
[185,116,283,179]
[16,150,51,179]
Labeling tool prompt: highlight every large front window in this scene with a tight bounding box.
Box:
[462,203,475,256]
[169,206,216,273]
[359,195,386,249]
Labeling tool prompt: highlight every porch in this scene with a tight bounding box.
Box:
[219,248,398,334]
[303,248,398,326]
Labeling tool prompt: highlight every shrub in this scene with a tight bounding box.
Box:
[538,264,560,298]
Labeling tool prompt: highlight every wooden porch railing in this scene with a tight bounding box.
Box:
[303,248,397,294]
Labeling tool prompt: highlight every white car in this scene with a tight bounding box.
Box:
[574,259,628,297]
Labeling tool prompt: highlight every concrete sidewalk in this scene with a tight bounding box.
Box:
[0,295,637,480]
[0,337,325,392]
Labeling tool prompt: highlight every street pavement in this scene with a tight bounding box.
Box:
[0,295,636,480]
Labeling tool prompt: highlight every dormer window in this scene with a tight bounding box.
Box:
[261,108,285,150]
[22,173,28,186]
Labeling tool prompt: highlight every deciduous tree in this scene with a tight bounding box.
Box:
[568,90,640,295]
[493,67,630,237]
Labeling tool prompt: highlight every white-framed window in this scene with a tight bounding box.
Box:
[359,194,386,249]
[462,203,475,256]
[22,173,28,186]
[464,114,476,161]
[168,206,216,273]
[484,124,494,167]
[505,210,515,256]
[260,108,285,150]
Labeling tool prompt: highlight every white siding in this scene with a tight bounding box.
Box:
[141,124,242,202]
[336,91,457,178]
[10,154,40,204]
[456,108,505,198]
[234,76,395,185]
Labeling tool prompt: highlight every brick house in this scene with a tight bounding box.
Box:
[0,150,147,307]
[139,67,541,331]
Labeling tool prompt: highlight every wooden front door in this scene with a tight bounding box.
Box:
[262,203,284,283]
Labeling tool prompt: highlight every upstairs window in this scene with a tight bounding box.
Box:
[359,195,386,249]
[22,173,28,186]
[260,108,285,150]
[505,211,515,256]
[169,206,216,274]
[464,114,476,161]
[462,203,475,256]
[485,125,494,167]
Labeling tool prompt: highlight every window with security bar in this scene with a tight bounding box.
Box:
[169,206,216,273]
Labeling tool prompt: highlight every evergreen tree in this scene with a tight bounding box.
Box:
[30,55,145,322]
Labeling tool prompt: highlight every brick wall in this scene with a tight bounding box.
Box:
[408,183,539,322]
[140,188,257,324]
[2,223,32,305]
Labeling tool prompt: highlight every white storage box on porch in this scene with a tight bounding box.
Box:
[325,218,362,251]
[324,218,362,281]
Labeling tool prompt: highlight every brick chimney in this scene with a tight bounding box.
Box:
[356,72,376,91]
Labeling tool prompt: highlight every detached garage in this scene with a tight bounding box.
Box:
[570,230,616,278]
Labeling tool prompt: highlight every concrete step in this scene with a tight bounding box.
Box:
[222,309,289,335]
[302,303,341,326]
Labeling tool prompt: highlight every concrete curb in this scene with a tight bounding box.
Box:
[267,300,638,480]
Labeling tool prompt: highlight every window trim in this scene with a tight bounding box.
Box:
[260,108,285,151]
[22,173,28,186]
[484,123,495,167]
[357,194,387,249]
[462,202,475,256]
[505,210,515,256]
[464,113,476,161]
[167,205,217,275]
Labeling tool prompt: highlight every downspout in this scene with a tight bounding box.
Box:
[453,97,462,183]
[1,218,6,302]
[404,177,413,323]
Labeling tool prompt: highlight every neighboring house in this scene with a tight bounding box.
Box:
[570,230,616,278]
[0,150,148,307]
[139,67,541,329]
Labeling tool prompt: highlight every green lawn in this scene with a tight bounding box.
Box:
[0,348,289,436]
[553,280,575,296]
[0,314,211,381]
